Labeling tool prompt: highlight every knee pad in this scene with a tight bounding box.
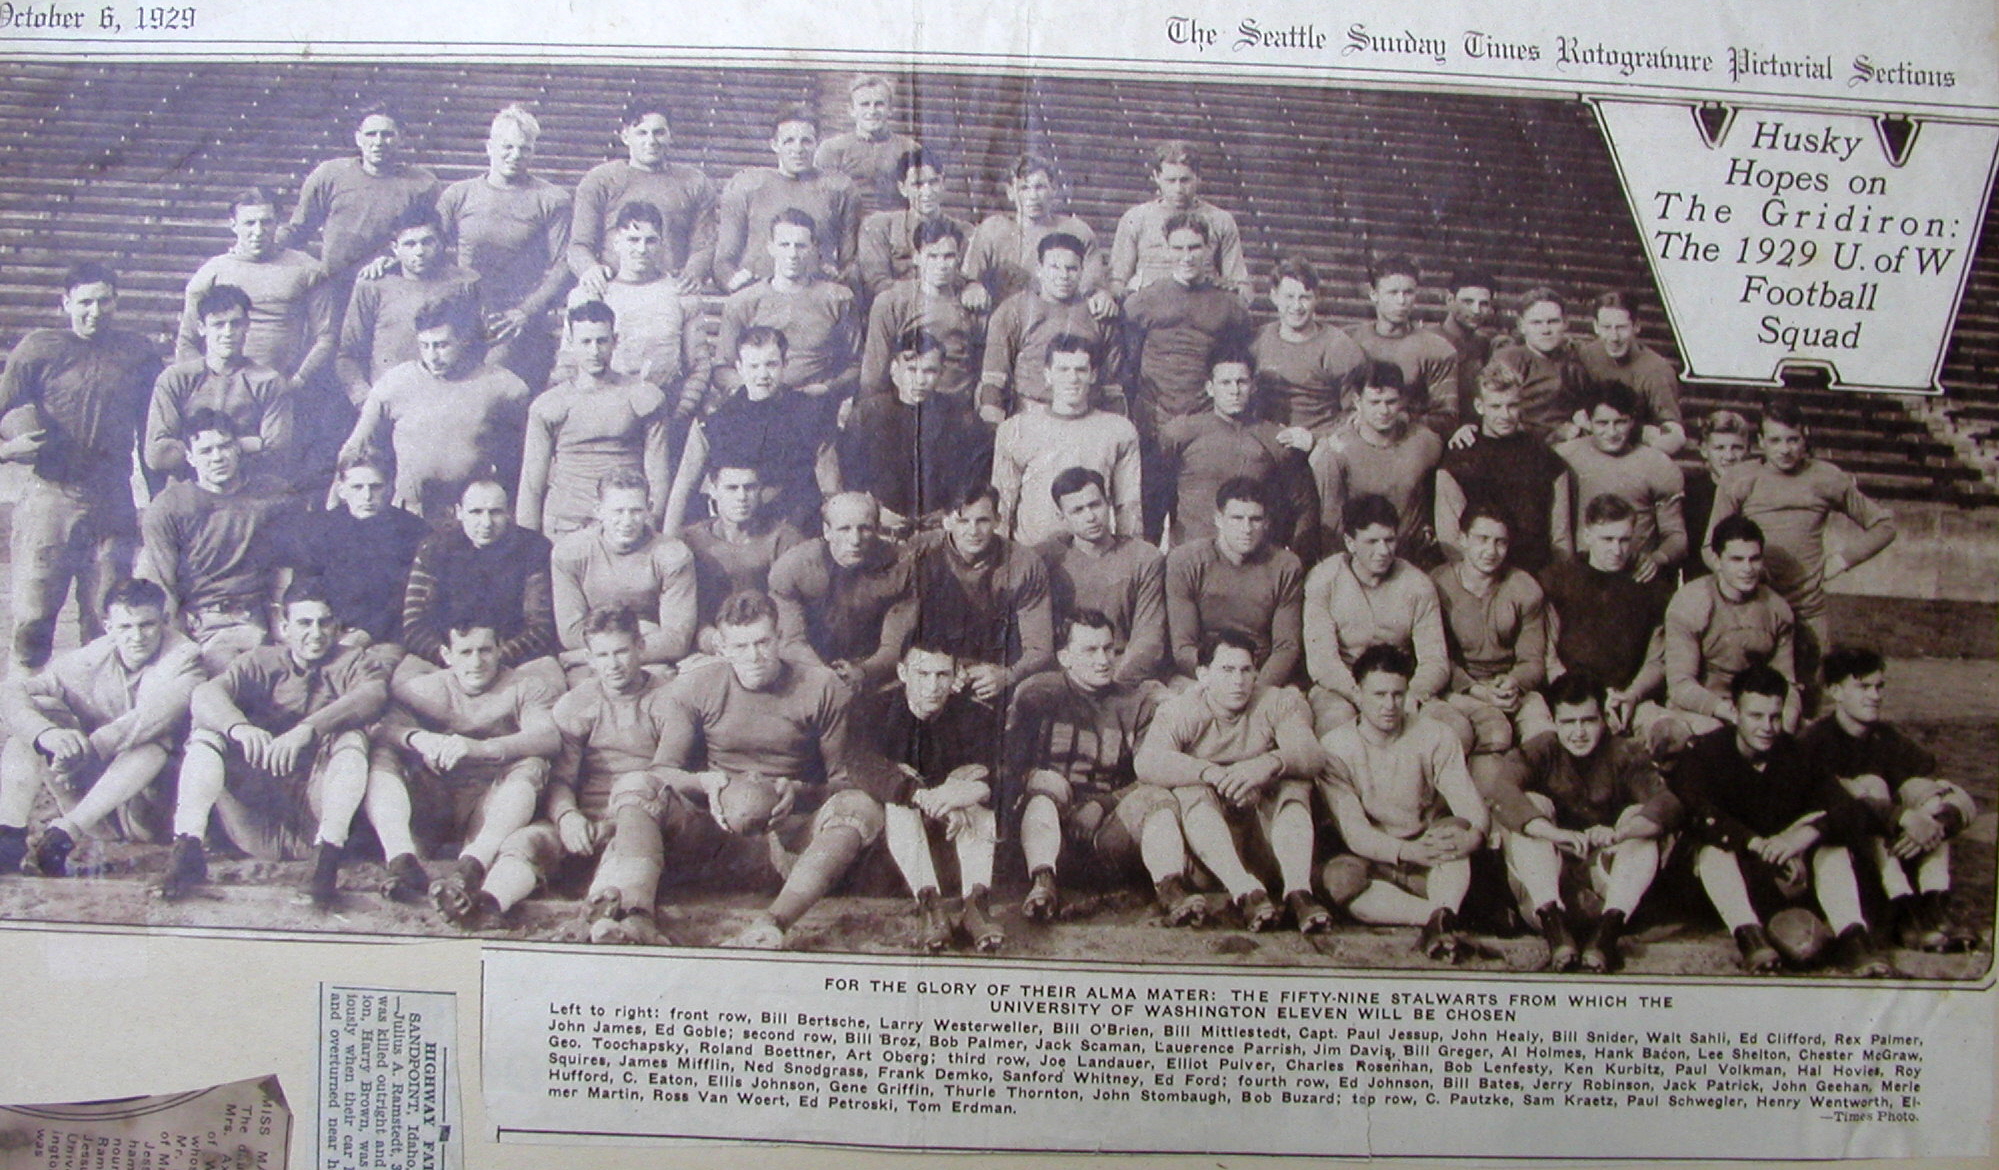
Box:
[1321,854,1372,904]
[814,788,885,846]
[1023,770,1075,808]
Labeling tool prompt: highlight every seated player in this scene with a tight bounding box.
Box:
[559,200,698,414]
[769,492,916,693]
[475,605,680,940]
[1482,286,1587,442]
[1670,664,1893,977]
[402,478,559,671]
[1679,410,1753,583]
[1035,467,1167,685]
[856,147,974,300]
[862,217,982,402]
[908,483,1056,702]
[814,75,921,221]
[366,621,563,920]
[852,640,1007,952]
[1636,514,1799,751]
[1251,256,1367,434]
[154,584,391,907]
[138,409,298,669]
[1134,630,1334,932]
[978,231,1119,422]
[1435,359,1571,574]
[1301,495,1458,740]
[519,300,672,536]
[1488,671,1680,973]
[636,590,883,950]
[667,325,840,535]
[1165,477,1304,687]
[1575,291,1686,454]
[1802,647,1981,953]
[551,470,697,671]
[992,334,1142,548]
[1158,346,1315,552]
[147,283,295,485]
[339,297,532,519]
[678,461,808,653]
[713,104,859,291]
[839,328,992,532]
[1555,380,1686,583]
[1431,501,1553,755]
[334,205,479,404]
[1309,361,1441,562]
[567,98,717,300]
[1007,611,1187,922]
[1109,140,1252,302]
[1542,494,1667,733]
[961,154,1111,314]
[276,449,429,652]
[0,579,204,876]
[1318,644,1490,963]
[1343,256,1458,435]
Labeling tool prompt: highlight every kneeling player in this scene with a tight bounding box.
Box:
[1006,611,1193,923]
[1490,672,1680,972]
[0,579,204,875]
[365,622,562,919]
[1803,646,1981,953]
[855,640,1007,952]
[1670,663,1893,976]
[1134,630,1333,932]
[155,584,390,907]
[1318,644,1490,963]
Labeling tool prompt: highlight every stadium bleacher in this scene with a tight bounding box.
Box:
[0,59,1993,502]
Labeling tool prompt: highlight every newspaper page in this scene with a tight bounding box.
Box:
[0,0,1995,1165]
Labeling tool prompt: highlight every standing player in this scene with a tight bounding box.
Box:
[1344,256,1458,435]
[0,579,203,876]
[1481,287,1586,442]
[1575,291,1686,454]
[991,335,1142,547]
[1670,664,1893,976]
[518,301,673,536]
[861,218,982,402]
[978,231,1120,422]
[1036,467,1168,686]
[154,583,391,908]
[1489,671,1680,973]
[1318,644,1490,963]
[1007,612,1188,924]
[435,104,575,391]
[769,493,917,693]
[146,283,295,485]
[1434,360,1571,574]
[1555,381,1686,583]
[1802,647,1980,953]
[1251,257,1367,434]
[1438,268,1499,424]
[1165,478,1304,688]
[814,76,922,221]
[856,147,972,299]
[1158,347,1315,551]
[281,105,441,308]
[550,471,698,672]
[1108,140,1252,302]
[562,202,695,413]
[1134,631,1334,932]
[569,99,717,299]
[713,105,860,291]
[1309,361,1443,563]
[961,154,1112,314]
[367,622,563,921]
[338,298,533,519]
[1679,410,1754,583]
[276,450,429,651]
[0,262,162,668]
[852,640,1007,952]
[908,483,1056,702]
[137,410,297,669]
[177,188,335,391]
[402,478,559,671]
[335,206,480,404]
[1705,399,1896,709]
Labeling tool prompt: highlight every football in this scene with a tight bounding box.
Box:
[716,772,785,835]
[1767,906,1834,967]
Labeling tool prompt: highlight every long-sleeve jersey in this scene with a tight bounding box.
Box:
[1,630,204,757]
[1302,554,1449,703]
[0,326,162,500]
[1671,726,1871,850]
[282,157,441,279]
[145,360,293,482]
[1320,715,1488,862]
[569,160,718,287]
[402,525,557,668]
[908,530,1054,686]
[1430,565,1549,692]
[1034,534,1168,685]
[1164,538,1303,686]
[1002,670,1159,803]
[1135,683,1323,785]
